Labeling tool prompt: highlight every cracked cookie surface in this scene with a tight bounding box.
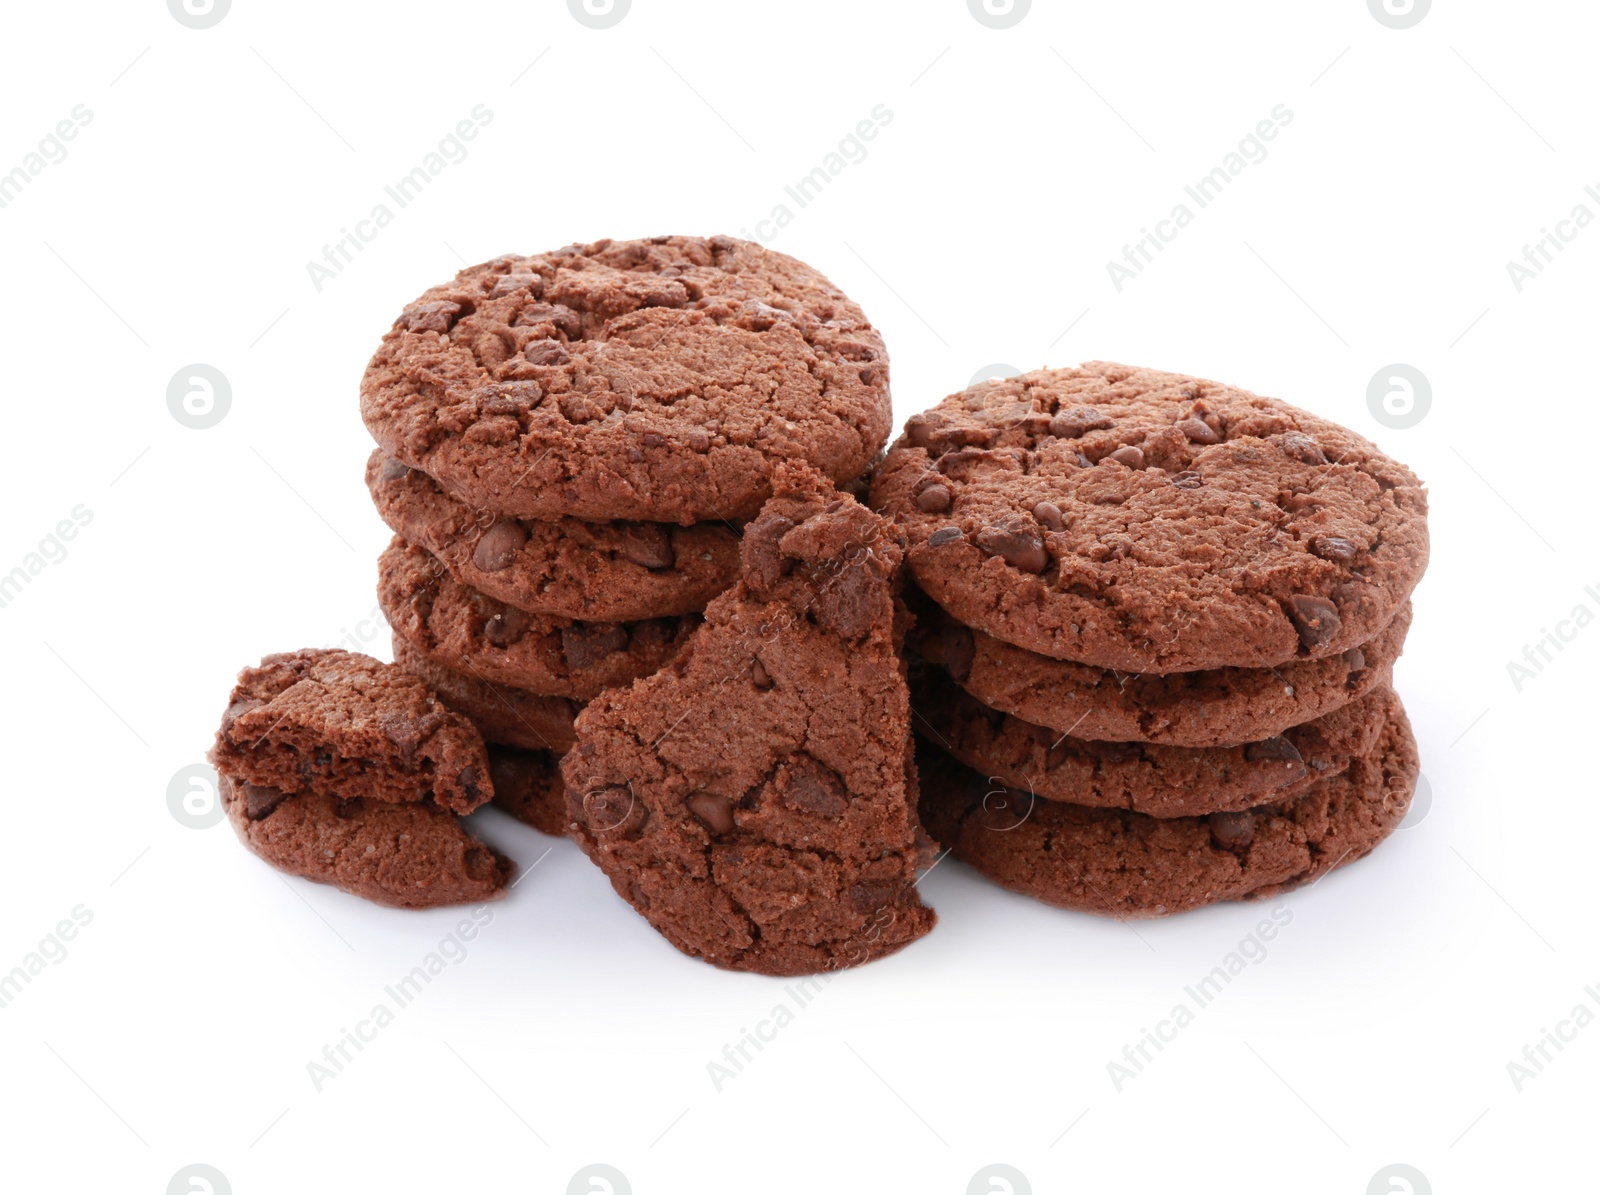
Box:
[562,465,935,975]
[392,636,578,754]
[361,236,891,524]
[917,699,1418,918]
[871,363,1428,672]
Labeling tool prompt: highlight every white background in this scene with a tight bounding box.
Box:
[1,1,1594,1192]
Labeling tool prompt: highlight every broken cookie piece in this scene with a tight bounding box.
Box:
[562,464,936,975]
[209,648,513,908]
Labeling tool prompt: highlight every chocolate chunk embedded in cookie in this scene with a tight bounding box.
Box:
[562,465,935,975]
[917,698,1419,918]
[360,236,892,524]
[912,668,1394,817]
[209,648,490,815]
[871,363,1428,672]
[220,775,511,909]
[378,537,697,700]
[909,589,1410,748]
[366,451,742,620]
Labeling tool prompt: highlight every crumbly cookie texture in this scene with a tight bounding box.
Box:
[871,363,1428,673]
[392,636,578,754]
[210,648,490,815]
[378,536,698,701]
[361,236,892,524]
[366,450,742,620]
[487,746,569,837]
[917,700,1418,918]
[912,673,1393,817]
[220,775,511,909]
[563,464,935,975]
[909,588,1410,748]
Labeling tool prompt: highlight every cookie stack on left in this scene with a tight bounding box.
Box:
[359,236,894,836]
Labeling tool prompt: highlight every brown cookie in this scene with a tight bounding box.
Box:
[220,775,511,909]
[871,363,1428,672]
[360,236,891,524]
[910,588,1410,748]
[378,536,697,700]
[209,648,490,815]
[917,700,1419,918]
[488,746,569,837]
[392,636,578,754]
[913,668,1393,817]
[366,450,742,620]
[562,465,935,975]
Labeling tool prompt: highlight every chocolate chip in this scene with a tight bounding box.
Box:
[1102,446,1145,469]
[751,658,773,689]
[1049,406,1115,438]
[1208,810,1255,848]
[905,413,944,449]
[847,882,897,913]
[1311,536,1358,563]
[1176,417,1219,444]
[472,520,528,572]
[916,484,952,513]
[523,339,569,367]
[220,697,265,734]
[815,556,878,639]
[687,429,710,452]
[483,605,532,647]
[1342,647,1366,671]
[379,457,412,482]
[1244,736,1304,765]
[457,765,481,805]
[687,792,736,835]
[1280,432,1328,465]
[779,756,848,817]
[1032,501,1064,532]
[927,527,964,548]
[243,783,286,821]
[492,272,540,297]
[1288,595,1342,649]
[1172,471,1204,489]
[641,432,664,448]
[617,523,675,570]
[743,513,798,592]
[561,624,630,670]
[400,300,464,334]
[975,526,1048,574]
[463,846,499,880]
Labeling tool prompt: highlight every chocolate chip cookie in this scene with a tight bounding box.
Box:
[910,588,1410,748]
[367,450,742,620]
[392,636,578,753]
[871,363,1428,672]
[220,775,511,909]
[917,698,1418,917]
[360,236,891,524]
[378,537,697,700]
[913,668,1393,817]
[210,648,491,815]
[563,465,936,975]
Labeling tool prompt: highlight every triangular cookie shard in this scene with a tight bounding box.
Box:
[563,464,936,975]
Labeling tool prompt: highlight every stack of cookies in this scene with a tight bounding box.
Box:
[358,236,894,837]
[870,363,1428,917]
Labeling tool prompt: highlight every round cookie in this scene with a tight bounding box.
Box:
[910,588,1410,748]
[871,362,1428,673]
[487,746,569,837]
[367,450,742,620]
[917,701,1419,918]
[378,537,697,701]
[360,236,891,524]
[392,636,578,754]
[220,775,512,910]
[912,669,1393,817]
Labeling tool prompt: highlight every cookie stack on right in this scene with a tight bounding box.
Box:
[871,362,1428,917]
[360,236,893,836]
